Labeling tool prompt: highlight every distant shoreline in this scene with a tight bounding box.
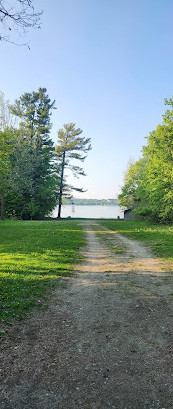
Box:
[64,199,118,206]
[65,203,118,206]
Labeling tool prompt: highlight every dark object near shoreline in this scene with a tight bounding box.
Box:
[124,208,134,221]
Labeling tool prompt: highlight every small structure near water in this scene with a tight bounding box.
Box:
[124,208,134,221]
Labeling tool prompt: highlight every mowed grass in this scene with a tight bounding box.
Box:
[97,220,173,259]
[0,220,84,323]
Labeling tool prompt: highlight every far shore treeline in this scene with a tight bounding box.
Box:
[64,198,118,206]
[118,97,173,223]
[0,88,91,220]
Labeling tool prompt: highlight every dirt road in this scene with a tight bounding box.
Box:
[1,221,173,409]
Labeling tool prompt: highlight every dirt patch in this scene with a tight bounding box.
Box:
[0,221,173,408]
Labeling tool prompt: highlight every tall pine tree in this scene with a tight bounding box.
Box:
[8,88,57,219]
[55,123,91,218]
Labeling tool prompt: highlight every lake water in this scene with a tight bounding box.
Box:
[51,204,123,219]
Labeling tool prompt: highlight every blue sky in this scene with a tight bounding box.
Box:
[1,0,173,199]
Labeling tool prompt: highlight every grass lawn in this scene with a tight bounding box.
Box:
[0,220,84,324]
[97,220,173,260]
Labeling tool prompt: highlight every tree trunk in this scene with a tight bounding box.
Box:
[58,152,65,218]
[1,193,5,220]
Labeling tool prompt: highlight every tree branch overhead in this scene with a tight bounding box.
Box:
[0,0,42,45]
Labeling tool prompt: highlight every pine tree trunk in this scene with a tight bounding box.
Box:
[1,193,5,220]
[58,152,65,218]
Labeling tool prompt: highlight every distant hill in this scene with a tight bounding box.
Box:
[64,198,118,206]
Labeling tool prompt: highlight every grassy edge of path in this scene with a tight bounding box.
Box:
[0,220,85,325]
[97,220,173,260]
[2,218,173,326]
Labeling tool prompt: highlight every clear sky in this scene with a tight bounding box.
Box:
[1,0,173,199]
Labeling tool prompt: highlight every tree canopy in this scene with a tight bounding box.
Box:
[0,88,58,219]
[118,97,173,222]
[7,88,57,219]
[0,90,91,220]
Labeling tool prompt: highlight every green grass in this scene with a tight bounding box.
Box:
[97,220,173,259]
[0,220,85,323]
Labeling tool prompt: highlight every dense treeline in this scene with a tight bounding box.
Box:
[65,198,118,205]
[118,97,173,223]
[0,88,91,220]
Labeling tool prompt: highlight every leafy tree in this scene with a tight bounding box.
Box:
[0,91,17,219]
[141,123,173,221]
[0,129,16,219]
[0,0,42,46]
[8,88,58,219]
[118,160,142,207]
[118,158,151,218]
[119,96,173,222]
[55,123,91,218]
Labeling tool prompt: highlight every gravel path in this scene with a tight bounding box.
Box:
[0,220,173,409]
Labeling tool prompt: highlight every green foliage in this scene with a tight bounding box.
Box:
[0,128,18,219]
[141,124,173,221]
[55,122,91,217]
[118,159,145,208]
[5,88,58,219]
[0,220,85,323]
[9,88,55,145]
[119,97,173,222]
[0,129,15,191]
[0,92,18,218]
[0,90,91,221]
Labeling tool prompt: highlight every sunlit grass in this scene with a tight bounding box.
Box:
[0,220,84,323]
[97,220,173,259]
